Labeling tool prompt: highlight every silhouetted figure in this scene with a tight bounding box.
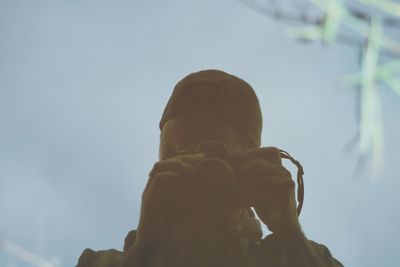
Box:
[77,70,344,267]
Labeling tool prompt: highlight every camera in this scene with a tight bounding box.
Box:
[192,141,304,215]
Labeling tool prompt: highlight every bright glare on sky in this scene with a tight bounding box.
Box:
[1,1,399,267]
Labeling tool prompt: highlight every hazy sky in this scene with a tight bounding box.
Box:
[1,1,399,267]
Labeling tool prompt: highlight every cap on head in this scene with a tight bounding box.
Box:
[159,69,263,147]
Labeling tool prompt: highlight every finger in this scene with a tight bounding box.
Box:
[173,152,207,165]
[144,171,190,215]
[238,159,292,187]
[149,159,193,182]
[227,160,293,207]
[254,195,298,233]
[227,183,286,208]
[255,206,284,232]
[138,171,185,244]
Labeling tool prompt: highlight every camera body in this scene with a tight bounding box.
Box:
[191,141,304,215]
[192,141,281,206]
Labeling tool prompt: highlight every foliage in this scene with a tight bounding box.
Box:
[240,0,400,173]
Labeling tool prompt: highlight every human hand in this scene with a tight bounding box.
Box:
[134,151,234,250]
[228,147,300,233]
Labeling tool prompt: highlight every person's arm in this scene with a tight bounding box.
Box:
[235,147,343,266]
[273,228,344,267]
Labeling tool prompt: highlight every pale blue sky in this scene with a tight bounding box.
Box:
[1,1,399,267]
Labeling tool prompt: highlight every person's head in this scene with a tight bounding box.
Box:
[157,70,264,235]
[159,70,263,160]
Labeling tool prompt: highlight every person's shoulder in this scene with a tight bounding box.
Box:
[307,239,344,267]
[76,248,123,267]
[255,234,344,267]
[76,230,137,267]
